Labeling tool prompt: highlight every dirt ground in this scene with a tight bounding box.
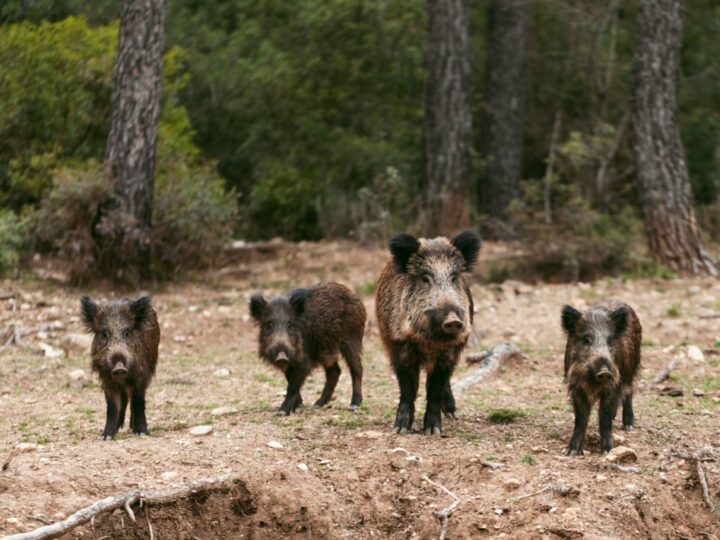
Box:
[1,240,719,539]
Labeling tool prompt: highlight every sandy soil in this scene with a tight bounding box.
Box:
[0,240,719,539]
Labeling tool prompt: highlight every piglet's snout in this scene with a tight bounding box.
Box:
[442,311,464,335]
[110,353,129,376]
[275,350,289,363]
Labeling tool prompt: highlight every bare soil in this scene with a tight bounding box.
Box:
[1,240,719,539]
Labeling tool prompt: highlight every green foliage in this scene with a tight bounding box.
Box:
[487,408,526,424]
[0,210,29,277]
[520,454,536,465]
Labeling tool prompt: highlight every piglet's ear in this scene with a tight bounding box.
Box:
[451,230,481,269]
[610,306,628,336]
[389,233,420,273]
[249,294,267,322]
[130,296,152,329]
[80,296,98,332]
[289,288,310,317]
[561,305,582,335]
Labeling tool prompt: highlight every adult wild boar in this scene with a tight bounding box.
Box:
[561,301,642,455]
[81,296,160,440]
[376,231,481,435]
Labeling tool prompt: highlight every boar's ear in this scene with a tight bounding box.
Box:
[249,294,267,322]
[80,296,98,332]
[389,233,420,273]
[130,296,152,329]
[289,288,311,317]
[610,305,629,336]
[451,230,481,269]
[561,305,582,335]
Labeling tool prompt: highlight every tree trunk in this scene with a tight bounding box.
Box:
[105,0,165,276]
[477,0,531,232]
[631,0,717,276]
[422,0,472,235]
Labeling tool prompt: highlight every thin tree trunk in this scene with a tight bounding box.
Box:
[422,0,472,235]
[477,0,531,231]
[105,0,165,276]
[631,0,717,276]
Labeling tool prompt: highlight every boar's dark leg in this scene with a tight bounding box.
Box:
[314,362,341,408]
[567,391,591,456]
[441,381,456,419]
[340,342,363,409]
[117,390,128,429]
[129,386,149,435]
[278,365,307,416]
[621,391,635,430]
[293,392,304,413]
[392,358,419,434]
[101,389,122,440]
[424,364,453,435]
[598,391,621,454]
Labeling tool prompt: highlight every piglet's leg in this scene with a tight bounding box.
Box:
[424,364,452,436]
[101,389,122,440]
[278,365,307,416]
[598,392,620,454]
[130,387,149,435]
[314,362,341,408]
[441,381,457,419]
[393,362,419,434]
[566,391,590,456]
[118,391,128,429]
[622,392,635,430]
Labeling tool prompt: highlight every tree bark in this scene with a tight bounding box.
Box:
[422,0,472,235]
[105,0,165,275]
[477,0,531,231]
[631,0,717,276]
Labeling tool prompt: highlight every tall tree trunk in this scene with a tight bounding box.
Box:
[422,0,472,235]
[105,0,165,276]
[477,0,530,232]
[631,0,717,276]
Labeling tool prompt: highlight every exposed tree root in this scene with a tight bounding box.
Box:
[453,343,523,395]
[422,474,460,540]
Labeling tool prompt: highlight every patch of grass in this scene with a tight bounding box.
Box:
[547,431,563,441]
[666,304,682,318]
[323,413,363,430]
[484,455,497,462]
[641,339,658,347]
[487,408,526,424]
[254,372,282,386]
[456,429,482,442]
[701,377,720,392]
[355,280,377,296]
[520,454,536,465]
[483,261,516,284]
[714,339,720,348]
[190,402,221,411]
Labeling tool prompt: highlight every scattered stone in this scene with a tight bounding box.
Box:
[189,425,213,436]
[605,446,638,464]
[389,457,406,470]
[161,471,178,481]
[555,484,581,498]
[612,433,626,445]
[210,406,239,417]
[266,440,283,450]
[188,306,199,313]
[503,478,522,491]
[297,463,309,472]
[15,442,39,452]
[692,388,706,397]
[38,343,64,358]
[494,507,506,515]
[595,474,607,482]
[687,346,704,363]
[531,446,549,453]
[355,430,384,439]
[659,386,683,397]
[687,286,701,295]
[68,369,86,381]
[625,484,643,499]
[213,368,231,378]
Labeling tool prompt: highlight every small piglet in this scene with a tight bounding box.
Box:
[249,282,366,415]
[81,296,160,439]
[561,301,641,455]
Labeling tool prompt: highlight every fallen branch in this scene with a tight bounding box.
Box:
[4,474,237,540]
[699,312,720,319]
[1,324,50,348]
[512,485,550,502]
[0,292,16,301]
[670,448,718,516]
[651,357,680,386]
[696,460,717,516]
[603,462,641,473]
[421,475,460,540]
[453,343,523,396]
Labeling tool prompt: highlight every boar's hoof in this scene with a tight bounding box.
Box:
[293,405,304,414]
[425,427,442,436]
[396,426,410,434]
[137,432,148,438]
[276,409,290,416]
[444,411,457,420]
[101,434,114,441]
[566,448,580,457]
[348,404,360,411]
[623,425,634,432]
[312,402,326,409]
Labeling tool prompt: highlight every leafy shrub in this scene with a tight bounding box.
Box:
[0,209,28,277]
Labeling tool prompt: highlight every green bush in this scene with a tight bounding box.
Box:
[0,210,28,277]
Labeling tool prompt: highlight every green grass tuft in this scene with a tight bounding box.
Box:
[487,408,526,424]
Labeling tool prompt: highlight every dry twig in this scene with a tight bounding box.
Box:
[4,474,236,540]
[651,358,680,386]
[421,475,460,540]
[453,343,523,396]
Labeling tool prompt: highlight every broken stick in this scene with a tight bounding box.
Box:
[651,357,680,386]
[4,474,236,540]
[453,343,523,396]
[421,474,460,540]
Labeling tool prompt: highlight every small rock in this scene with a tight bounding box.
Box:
[531,446,549,453]
[503,478,522,491]
[161,471,178,480]
[214,368,231,378]
[188,306,199,313]
[612,433,626,445]
[15,442,39,452]
[687,346,704,363]
[38,343,64,359]
[605,446,638,464]
[625,483,643,498]
[555,484,581,498]
[687,286,701,295]
[266,440,283,450]
[69,369,86,381]
[297,463,309,472]
[692,388,705,397]
[494,507,506,515]
[355,430,384,439]
[595,474,607,482]
[660,386,683,397]
[189,425,213,436]
[346,470,359,482]
[389,457,406,470]
[210,406,239,417]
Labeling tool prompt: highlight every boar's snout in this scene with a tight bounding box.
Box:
[110,353,129,377]
[592,358,614,383]
[442,312,464,335]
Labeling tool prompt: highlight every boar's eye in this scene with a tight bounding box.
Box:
[262,321,274,332]
[122,328,132,339]
[581,335,592,346]
[420,274,432,285]
[451,271,460,283]
[287,321,295,331]
[99,329,110,341]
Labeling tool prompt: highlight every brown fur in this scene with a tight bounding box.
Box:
[81,296,160,439]
[375,231,480,435]
[562,300,642,455]
[250,282,366,415]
